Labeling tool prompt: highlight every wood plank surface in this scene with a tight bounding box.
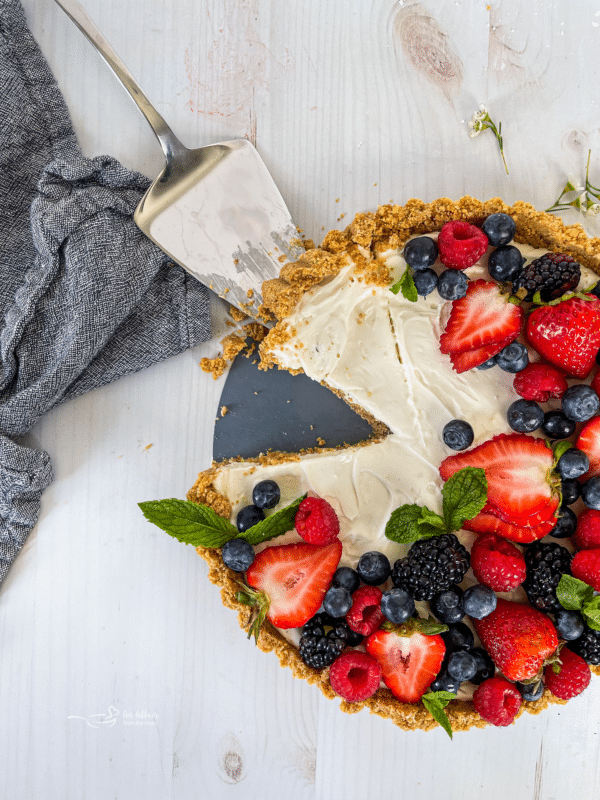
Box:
[4,0,600,797]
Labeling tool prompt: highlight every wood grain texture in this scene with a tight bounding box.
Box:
[5,0,600,797]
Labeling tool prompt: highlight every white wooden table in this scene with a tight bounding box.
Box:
[5,1,600,797]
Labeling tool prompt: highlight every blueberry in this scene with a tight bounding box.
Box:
[332,566,360,594]
[548,505,577,539]
[482,213,517,247]
[516,680,544,702]
[495,342,529,373]
[469,647,496,685]
[442,419,474,451]
[323,586,353,618]
[357,551,391,586]
[429,669,461,694]
[413,268,438,297]
[463,584,497,620]
[437,269,468,301]
[557,448,590,480]
[403,236,438,270]
[582,476,600,510]
[447,650,478,682]
[442,622,475,652]
[488,244,525,282]
[236,504,265,532]
[562,385,600,422]
[561,478,581,506]
[380,588,416,624]
[221,538,255,572]
[477,356,497,370]
[541,410,576,440]
[252,479,281,509]
[430,585,465,625]
[507,399,544,433]
[555,609,585,641]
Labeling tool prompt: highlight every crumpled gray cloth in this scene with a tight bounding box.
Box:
[0,0,211,583]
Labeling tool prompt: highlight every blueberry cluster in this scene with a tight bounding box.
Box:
[221,479,283,572]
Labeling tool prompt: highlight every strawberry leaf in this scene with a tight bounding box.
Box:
[441,467,488,533]
[390,267,418,302]
[421,691,454,739]
[385,504,445,544]
[553,440,573,462]
[556,574,595,611]
[239,495,307,545]
[138,498,238,547]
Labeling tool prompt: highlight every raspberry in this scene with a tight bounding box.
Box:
[571,548,600,591]
[437,220,488,269]
[470,533,526,592]
[295,496,340,544]
[574,509,600,550]
[544,648,591,700]
[472,677,522,727]
[513,253,581,302]
[513,363,568,402]
[329,650,382,702]
[346,585,385,636]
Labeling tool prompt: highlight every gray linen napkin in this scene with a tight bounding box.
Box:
[0,0,211,583]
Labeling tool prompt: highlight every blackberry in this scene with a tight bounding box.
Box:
[299,612,353,670]
[512,253,581,302]
[568,624,600,665]
[523,541,572,614]
[391,533,470,601]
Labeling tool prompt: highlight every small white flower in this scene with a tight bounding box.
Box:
[468,118,484,138]
[586,202,600,216]
[478,103,487,113]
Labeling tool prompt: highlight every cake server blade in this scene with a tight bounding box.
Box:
[53,0,304,317]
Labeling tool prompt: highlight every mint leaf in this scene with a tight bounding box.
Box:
[582,595,600,631]
[239,495,306,545]
[385,504,445,544]
[441,467,487,533]
[138,498,237,547]
[556,574,595,611]
[421,691,454,739]
[419,507,446,530]
[390,267,418,302]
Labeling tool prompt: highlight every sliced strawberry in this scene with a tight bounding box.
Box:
[449,338,512,373]
[576,415,600,479]
[365,628,445,704]
[439,280,523,355]
[439,433,558,524]
[245,540,342,629]
[481,496,559,527]
[463,510,556,543]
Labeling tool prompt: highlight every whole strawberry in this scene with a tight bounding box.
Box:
[473,598,558,682]
[544,648,591,700]
[571,548,600,591]
[526,294,600,379]
[470,532,526,592]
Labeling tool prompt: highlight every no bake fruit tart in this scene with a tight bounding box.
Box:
[141,197,600,735]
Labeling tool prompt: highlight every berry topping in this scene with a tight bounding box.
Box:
[323,585,353,618]
[472,677,522,727]
[470,532,526,592]
[447,649,478,682]
[488,244,525,282]
[244,540,342,630]
[430,585,465,625]
[477,355,497,370]
[495,341,529,373]
[507,399,544,433]
[554,610,585,641]
[346,585,385,636]
[221,538,255,572]
[437,269,468,301]
[429,669,461,694]
[573,508,600,549]
[236,504,265,531]
[403,236,438,270]
[299,612,354,669]
[470,647,496,685]
[561,478,581,506]
[463,509,556,544]
[391,533,470,601]
[571,548,600,591]
[581,476,600,510]
[562,384,600,422]
[513,253,581,302]
[473,598,559,682]
[332,565,360,594]
[569,625,600,665]
[413,268,438,297]
[450,342,507,373]
[356,550,391,586]
[523,541,572,614]
[295,496,340,545]
[252,479,281,509]
[437,220,488,269]
[576,415,600,479]
[541,410,576,440]
[557,448,589,480]
[482,213,517,248]
[516,680,545,702]
[365,625,446,703]
[442,419,474,450]
[441,622,475,652]
[544,648,591,700]
[439,280,523,368]
[329,651,382,702]
[548,506,577,539]
[380,588,416,624]
[526,294,600,379]
[513,362,568,402]
[463,584,497,619]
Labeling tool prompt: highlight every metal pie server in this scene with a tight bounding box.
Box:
[53,0,303,316]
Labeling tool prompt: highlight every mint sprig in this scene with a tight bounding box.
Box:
[421,691,455,739]
[556,575,600,631]
[239,495,306,545]
[390,267,418,302]
[385,467,487,545]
